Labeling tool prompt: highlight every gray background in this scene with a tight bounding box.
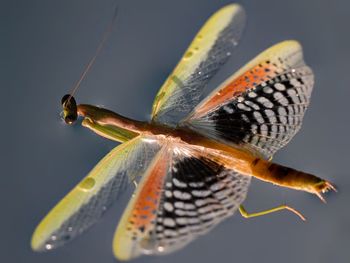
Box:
[2,0,349,262]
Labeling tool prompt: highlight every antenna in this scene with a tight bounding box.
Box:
[67,4,119,101]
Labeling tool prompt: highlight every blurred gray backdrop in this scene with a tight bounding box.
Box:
[2,0,349,262]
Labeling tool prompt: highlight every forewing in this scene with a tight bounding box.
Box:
[31,136,161,251]
[183,41,314,158]
[151,4,245,126]
[113,142,251,260]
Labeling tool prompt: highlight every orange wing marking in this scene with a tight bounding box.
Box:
[195,62,279,117]
[126,153,170,233]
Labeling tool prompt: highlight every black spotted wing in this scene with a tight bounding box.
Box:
[113,141,251,260]
[183,41,314,159]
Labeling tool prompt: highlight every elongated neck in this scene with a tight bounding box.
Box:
[77,104,148,142]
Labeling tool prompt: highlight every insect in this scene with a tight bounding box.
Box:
[31,4,335,261]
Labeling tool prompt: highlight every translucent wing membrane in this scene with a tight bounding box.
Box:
[151,4,245,125]
[31,136,161,251]
[113,141,251,260]
[183,41,314,158]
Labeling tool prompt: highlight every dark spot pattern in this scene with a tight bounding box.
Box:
[186,66,313,158]
[138,146,250,254]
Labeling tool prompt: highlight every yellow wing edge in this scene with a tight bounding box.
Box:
[31,140,135,251]
[191,40,304,116]
[151,4,244,119]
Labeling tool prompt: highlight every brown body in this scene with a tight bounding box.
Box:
[77,104,334,200]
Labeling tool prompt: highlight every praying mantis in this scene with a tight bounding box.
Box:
[31,4,335,260]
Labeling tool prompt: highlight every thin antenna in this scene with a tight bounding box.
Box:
[68,4,119,101]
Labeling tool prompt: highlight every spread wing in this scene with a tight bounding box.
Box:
[182,41,314,159]
[113,141,251,260]
[151,4,245,126]
[31,136,162,251]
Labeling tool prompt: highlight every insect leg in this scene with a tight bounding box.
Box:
[238,204,306,221]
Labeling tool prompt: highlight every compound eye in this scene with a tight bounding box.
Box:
[61,94,78,125]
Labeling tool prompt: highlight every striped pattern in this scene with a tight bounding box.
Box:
[31,136,161,251]
[113,143,250,260]
[184,41,314,158]
[151,4,245,125]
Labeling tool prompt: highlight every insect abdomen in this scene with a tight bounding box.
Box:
[250,158,334,199]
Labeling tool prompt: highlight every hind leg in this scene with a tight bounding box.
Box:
[239,204,306,221]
